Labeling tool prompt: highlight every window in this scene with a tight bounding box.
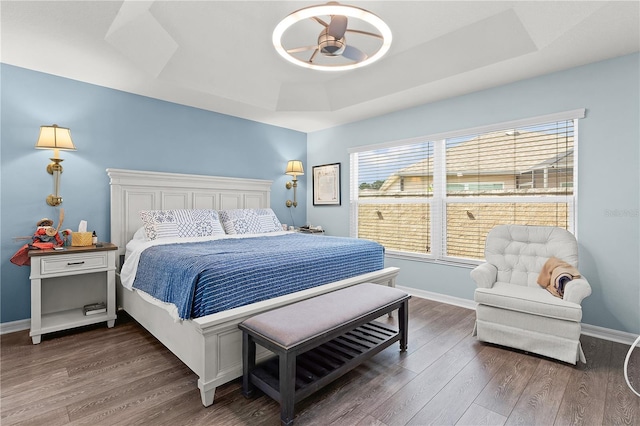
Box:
[350,110,583,263]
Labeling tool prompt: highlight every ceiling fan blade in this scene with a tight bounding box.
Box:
[342,45,367,62]
[309,48,319,63]
[311,16,329,27]
[328,15,348,39]
[287,45,317,54]
[345,29,383,40]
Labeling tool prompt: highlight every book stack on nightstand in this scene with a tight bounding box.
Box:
[83,302,107,316]
[297,226,325,235]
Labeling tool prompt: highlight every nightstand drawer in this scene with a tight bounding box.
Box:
[39,252,108,275]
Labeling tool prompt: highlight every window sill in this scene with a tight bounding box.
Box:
[385,250,481,269]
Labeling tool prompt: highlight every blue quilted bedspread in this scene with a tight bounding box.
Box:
[132,233,385,319]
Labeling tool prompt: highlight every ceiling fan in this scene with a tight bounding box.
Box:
[273,3,392,71]
[292,14,377,63]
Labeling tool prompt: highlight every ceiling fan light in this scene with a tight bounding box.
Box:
[273,3,392,71]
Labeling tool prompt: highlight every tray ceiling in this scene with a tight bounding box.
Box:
[2,1,638,132]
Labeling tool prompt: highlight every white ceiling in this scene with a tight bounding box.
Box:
[2,1,639,133]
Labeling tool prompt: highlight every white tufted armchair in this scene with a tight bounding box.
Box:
[471,224,592,364]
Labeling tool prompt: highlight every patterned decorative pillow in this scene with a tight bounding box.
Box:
[254,208,284,232]
[139,209,225,240]
[218,208,283,234]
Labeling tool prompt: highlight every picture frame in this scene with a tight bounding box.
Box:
[313,163,341,206]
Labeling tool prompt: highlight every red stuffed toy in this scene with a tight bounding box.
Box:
[30,219,63,249]
[10,218,64,266]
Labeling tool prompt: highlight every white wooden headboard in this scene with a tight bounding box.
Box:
[107,168,273,258]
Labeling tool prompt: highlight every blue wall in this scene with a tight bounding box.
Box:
[308,53,640,334]
[0,64,307,323]
[3,54,639,335]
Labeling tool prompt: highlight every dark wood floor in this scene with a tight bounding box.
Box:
[2,297,638,425]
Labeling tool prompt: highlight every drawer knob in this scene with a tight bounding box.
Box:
[67,261,85,266]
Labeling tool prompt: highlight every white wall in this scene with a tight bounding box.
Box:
[307,53,640,334]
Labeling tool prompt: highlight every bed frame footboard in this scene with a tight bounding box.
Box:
[118,266,399,406]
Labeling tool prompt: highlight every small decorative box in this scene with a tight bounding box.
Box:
[71,232,93,246]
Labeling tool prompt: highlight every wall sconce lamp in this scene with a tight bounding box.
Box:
[35,124,76,206]
[285,160,304,208]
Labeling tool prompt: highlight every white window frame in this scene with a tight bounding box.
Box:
[349,109,584,266]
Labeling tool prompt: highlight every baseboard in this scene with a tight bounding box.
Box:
[397,285,639,346]
[3,290,638,346]
[580,323,639,345]
[0,319,30,335]
[397,285,477,310]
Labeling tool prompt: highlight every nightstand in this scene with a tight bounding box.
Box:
[28,243,118,344]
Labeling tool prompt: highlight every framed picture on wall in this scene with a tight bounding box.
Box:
[313,163,341,206]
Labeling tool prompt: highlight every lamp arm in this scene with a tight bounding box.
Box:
[292,178,298,207]
[46,157,64,206]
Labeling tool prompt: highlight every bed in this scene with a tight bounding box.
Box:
[107,168,399,406]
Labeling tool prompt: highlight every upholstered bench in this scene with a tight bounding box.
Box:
[239,283,410,426]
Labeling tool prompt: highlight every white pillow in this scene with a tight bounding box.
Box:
[218,208,283,234]
[139,209,225,240]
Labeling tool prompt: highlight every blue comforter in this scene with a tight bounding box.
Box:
[132,233,384,319]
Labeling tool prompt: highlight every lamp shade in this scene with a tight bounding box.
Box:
[35,125,76,151]
[285,160,304,176]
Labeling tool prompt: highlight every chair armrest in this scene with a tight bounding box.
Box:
[471,263,498,289]
[563,277,592,305]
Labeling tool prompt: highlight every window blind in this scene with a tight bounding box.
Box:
[443,120,575,260]
[351,141,434,255]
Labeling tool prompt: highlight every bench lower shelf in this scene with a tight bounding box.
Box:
[248,320,400,404]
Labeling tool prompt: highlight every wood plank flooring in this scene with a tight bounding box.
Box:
[2,297,638,425]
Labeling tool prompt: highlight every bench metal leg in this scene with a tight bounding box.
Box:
[399,300,409,352]
[279,352,296,426]
[242,332,256,398]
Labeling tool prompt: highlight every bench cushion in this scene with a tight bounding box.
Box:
[240,283,408,348]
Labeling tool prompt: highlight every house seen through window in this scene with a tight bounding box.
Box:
[350,112,580,263]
